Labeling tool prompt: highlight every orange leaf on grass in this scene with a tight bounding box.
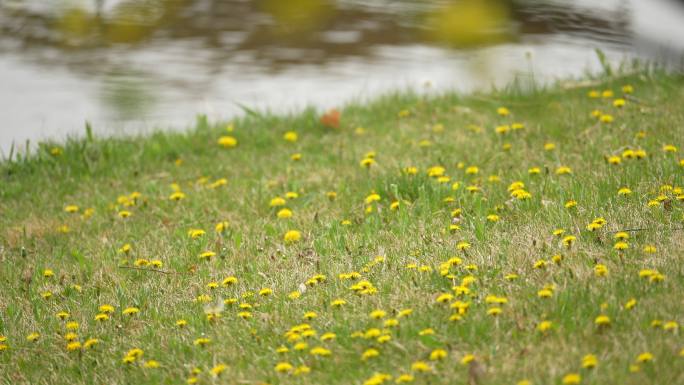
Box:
[320,108,340,128]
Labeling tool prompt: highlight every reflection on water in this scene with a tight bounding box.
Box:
[0,0,683,153]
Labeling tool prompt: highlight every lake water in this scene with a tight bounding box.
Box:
[1,0,683,155]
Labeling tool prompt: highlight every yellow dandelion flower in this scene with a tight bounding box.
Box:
[320,332,336,341]
[411,361,431,372]
[600,114,614,123]
[83,338,99,349]
[582,354,598,369]
[277,208,293,218]
[636,352,653,363]
[594,264,608,277]
[460,354,475,365]
[396,374,415,383]
[144,360,160,368]
[66,341,82,351]
[122,307,139,316]
[283,230,301,243]
[198,251,216,260]
[594,315,610,327]
[555,166,572,175]
[64,321,79,330]
[486,214,500,222]
[487,307,502,316]
[275,362,294,373]
[193,338,211,346]
[217,136,237,148]
[663,144,678,153]
[283,131,298,142]
[210,363,228,376]
[562,235,576,247]
[663,321,678,332]
[561,373,581,385]
[259,287,273,297]
[169,191,186,201]
[294,365,311,375]
[429,348,448,361]
[270,197,286,207]
[188,229,206,239]
[537,320,552,332]
[310,346,331,356]
[607,155,622,165]
[369,309,387,319]
[361,348,380,360]
[360,157,375,168]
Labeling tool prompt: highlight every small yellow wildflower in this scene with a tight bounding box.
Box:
[361,348,380,360]
[217,136,237,148]
[66,341,82,351]
[259,287,273,297]
[582,354,598,369]
[83,338,99,349]
[144,360,160,368]
[283,230,301,243]
[370,309,386,319]
[663,144,678,153]
[169,191,186,201]
[537,320,552,332]
[273,208,294,220]
[310,346,331,356]
[429,348,448,361]
[283,131,298,142]
[562,373,581,385]
[274,362,294,373]
[636,352,653,363]
[410,361,431,372]
[555,166,572,175]
[123,307,139,316]
[460,354,475,365]
[594,315,610,327]
[198,251,216,260]
[210,364,228,376]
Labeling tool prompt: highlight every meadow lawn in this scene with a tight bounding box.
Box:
[1,69,684,385]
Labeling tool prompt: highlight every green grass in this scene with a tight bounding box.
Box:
[1,68,684,385]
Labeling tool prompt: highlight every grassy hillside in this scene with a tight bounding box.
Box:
[1,69,684,385]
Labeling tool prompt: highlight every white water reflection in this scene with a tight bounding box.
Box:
[0,0,683,155]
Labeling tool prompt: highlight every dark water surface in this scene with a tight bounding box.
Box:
[1,0,683,154]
